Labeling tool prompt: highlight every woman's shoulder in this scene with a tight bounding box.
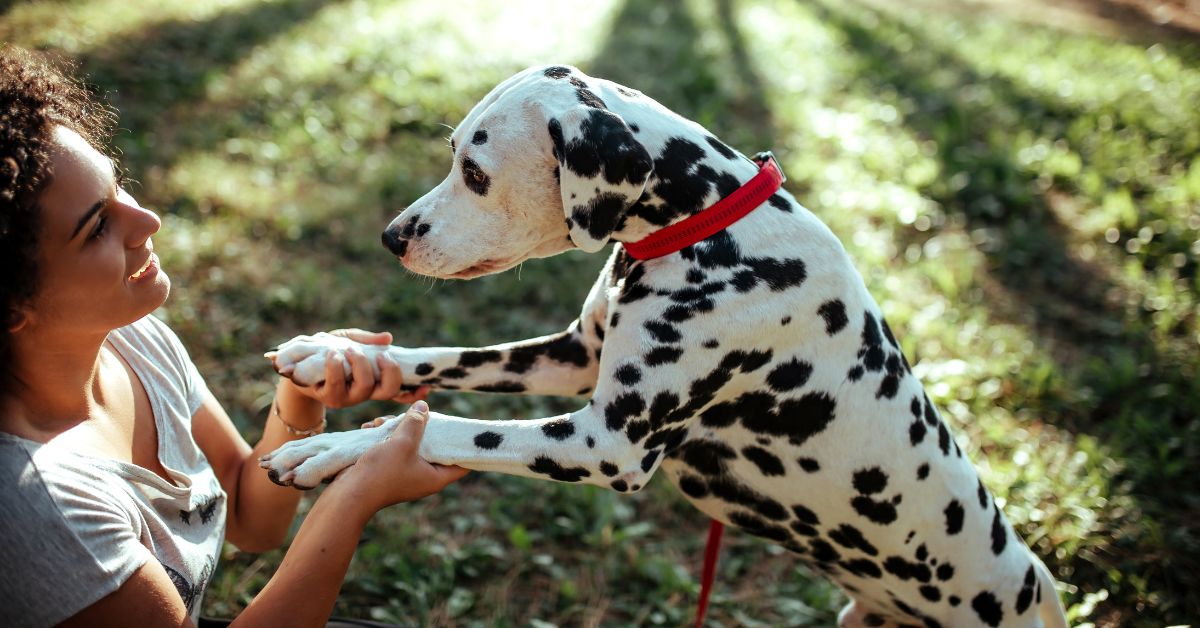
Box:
[0,436,139,517]
[0,437,147,564]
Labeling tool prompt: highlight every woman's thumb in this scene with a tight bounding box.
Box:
[393,400,429,445]
[353,329,393,345]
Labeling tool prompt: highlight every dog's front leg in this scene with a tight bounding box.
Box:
[269,321,602,397]
[393,321,603,397]
[262,404,673,493]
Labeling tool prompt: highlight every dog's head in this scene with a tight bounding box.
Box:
[382,65,653,279]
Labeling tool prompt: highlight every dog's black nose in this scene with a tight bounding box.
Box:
[382,228,408,257]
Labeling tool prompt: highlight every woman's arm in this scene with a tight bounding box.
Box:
[191,378,318,552]
[62,402,466,628]
[234,403,466,627]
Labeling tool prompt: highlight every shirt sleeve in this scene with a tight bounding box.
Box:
[0,442,153,627]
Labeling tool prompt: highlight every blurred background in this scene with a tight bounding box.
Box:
[3,0,1198,625]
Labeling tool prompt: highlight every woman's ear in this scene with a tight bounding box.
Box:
[8,307,32,334]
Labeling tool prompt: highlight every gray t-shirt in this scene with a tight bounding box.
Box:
[0,315,226,626]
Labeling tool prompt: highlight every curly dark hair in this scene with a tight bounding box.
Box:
[0,45,118,394]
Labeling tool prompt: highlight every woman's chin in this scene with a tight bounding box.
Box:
[141,271,172,313]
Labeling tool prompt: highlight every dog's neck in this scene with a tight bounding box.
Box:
[593,81,765,247]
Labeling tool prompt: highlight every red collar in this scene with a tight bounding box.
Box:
[623,152,786,260]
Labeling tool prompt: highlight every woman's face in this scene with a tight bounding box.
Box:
[21,125,169,337]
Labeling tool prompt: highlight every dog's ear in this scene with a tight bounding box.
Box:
[548,107,653,252]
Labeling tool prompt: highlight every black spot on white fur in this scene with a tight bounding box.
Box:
[551,110,651,187]
[741,446,785,476]
[1016,566,1036,614]
[944,500,964,535]
[528,456,590,482]
[542,418,575,440]
[615,364,642,385]
[972,591,1004,627]
[572,192,631,241]
[474,432,502,449]
[818,299,849,335]
[766,358,813,392]
[705,135,737,160]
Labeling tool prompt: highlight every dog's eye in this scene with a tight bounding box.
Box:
[461,157,491,195]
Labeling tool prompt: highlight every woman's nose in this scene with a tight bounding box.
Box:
[117,190,161,247]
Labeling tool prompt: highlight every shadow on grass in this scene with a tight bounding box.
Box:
[71,0,344,176]
[588,0,776,150]
[812,0,1198,622]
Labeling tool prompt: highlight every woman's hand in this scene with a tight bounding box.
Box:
[282,328,428,408]
[335,401,469,512]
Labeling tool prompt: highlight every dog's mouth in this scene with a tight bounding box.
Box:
[399,253,516,280]
[447,258,513,279]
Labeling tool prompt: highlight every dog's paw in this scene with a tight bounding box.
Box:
[265,333,386,387]
[259,427,388,488]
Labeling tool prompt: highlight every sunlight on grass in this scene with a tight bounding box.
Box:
[1,0,263,52]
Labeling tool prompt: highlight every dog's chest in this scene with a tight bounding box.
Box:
[593,210,1020,619]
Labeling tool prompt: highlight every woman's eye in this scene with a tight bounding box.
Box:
[88,214,108,240]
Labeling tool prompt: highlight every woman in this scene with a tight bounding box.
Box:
[0,44,466,626]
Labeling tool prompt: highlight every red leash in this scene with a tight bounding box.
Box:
[695,519,725,627]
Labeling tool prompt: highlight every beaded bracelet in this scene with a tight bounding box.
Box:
[272,399,327,438]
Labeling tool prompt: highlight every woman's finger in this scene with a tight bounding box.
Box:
[336,328,393,346]
[361,415,391,429]
[371,354,404,401]
[392,385,431,404]
[428,463,470,484]
[320,350,348,402]
[343,347,375,403]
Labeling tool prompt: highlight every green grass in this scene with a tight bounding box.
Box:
[4,0,1199,625]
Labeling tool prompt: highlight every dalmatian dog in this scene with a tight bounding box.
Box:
[260,65,1068,628]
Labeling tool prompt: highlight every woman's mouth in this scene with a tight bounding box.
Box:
[129,253,158,282]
